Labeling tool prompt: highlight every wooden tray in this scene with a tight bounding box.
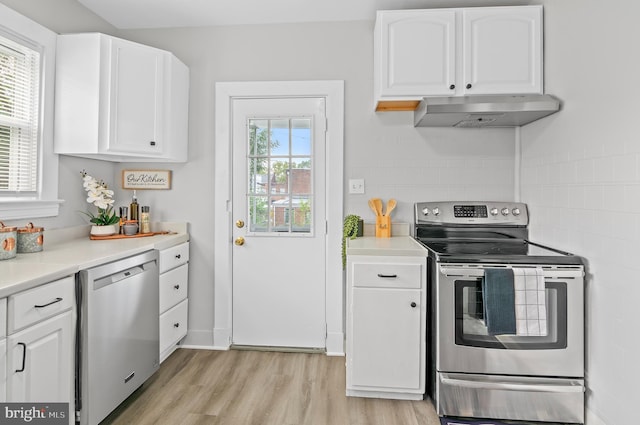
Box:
[89,231,176,241]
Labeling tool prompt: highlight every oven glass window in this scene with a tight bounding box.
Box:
[454,280,567,349]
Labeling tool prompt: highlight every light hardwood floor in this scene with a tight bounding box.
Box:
[102,348,441,425]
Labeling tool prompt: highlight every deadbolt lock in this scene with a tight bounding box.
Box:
[235,219,245,228]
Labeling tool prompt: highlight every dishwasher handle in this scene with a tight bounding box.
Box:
[93,260,156,290]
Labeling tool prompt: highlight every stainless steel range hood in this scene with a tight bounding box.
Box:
[413,94,560,128]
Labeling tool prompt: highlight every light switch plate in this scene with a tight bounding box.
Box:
[349,179,365,194]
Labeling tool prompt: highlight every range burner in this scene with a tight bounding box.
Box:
[414,201,582,265]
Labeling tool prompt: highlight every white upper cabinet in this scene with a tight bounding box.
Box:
[54,33,189,162]
[463,7,542,96]
[374,6,543,111]
[375,10,456,99]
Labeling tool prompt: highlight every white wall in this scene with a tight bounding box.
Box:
[522,1,639,423]
[114,22,515,346]
[0,0,514,360]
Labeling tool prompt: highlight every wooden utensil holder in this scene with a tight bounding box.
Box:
[375,215,391,238]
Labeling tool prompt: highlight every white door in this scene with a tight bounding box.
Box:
[231,97,327,349]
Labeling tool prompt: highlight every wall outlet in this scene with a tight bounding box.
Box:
[349,179,365,194]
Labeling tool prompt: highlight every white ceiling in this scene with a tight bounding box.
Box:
[77,0,532,29]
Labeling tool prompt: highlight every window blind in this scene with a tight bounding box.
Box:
[0,34,40,193]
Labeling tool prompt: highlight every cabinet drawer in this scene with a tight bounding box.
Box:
[0,298,6,338]
[159,242,189,273]
[159,299,188,353]
[159,264,188,313]
[352,263,422,289]
[8,276,74,333]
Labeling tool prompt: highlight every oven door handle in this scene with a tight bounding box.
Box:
[439,266,583,279]
[440,377,585,393]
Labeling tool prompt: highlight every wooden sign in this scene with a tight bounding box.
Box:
[122,169,172,190]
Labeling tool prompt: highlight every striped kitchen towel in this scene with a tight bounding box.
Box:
[513,267,547,336]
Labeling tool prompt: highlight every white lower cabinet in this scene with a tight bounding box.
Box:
[0,298,6,402]
[346,256,426,400]
[5,276,74,424]
[158,242,189,362]
[7,311,73,402]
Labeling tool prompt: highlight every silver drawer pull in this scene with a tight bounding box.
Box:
[377,274,397,278]
[34,297,63,308]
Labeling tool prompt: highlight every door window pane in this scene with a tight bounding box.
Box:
[247,117,313,235]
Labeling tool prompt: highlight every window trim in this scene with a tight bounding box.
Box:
[0,4,62,220]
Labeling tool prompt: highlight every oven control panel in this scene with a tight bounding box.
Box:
[415,201,528,226]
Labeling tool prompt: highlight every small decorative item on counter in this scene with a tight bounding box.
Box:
[140,206,150,234]
[342,214,361,269]
[129,190,139,222]
[368,197,396,238]
[0,221,17,260]
[122,220,139,236]
[17,222,44,253]
[80,170,120,237]
[119,206,128,234]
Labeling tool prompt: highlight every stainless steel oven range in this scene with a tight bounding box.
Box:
[414,201,585,424]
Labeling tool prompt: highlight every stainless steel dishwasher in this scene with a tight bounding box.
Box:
[76,250,159,425]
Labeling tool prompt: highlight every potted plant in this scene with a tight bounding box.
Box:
[342,214,362,269]
[80,170,120,236]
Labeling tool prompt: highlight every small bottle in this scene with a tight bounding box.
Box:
[119,206,128,234]
[129,191,139,224]
[140,206,150,234]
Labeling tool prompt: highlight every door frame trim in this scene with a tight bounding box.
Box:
[214,81,345,354]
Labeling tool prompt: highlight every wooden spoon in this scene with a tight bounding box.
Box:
[385,199,397,216]
[368,198,379,216]
[372,198,383,216]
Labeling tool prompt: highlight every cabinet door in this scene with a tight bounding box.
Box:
[377,10,456,97]
[108,38,164,155]
[462,6,543,94]
[0,338,6,402]
[349,288,421,390]
[7,311,72,402]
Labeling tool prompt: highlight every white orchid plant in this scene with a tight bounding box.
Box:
[80,170,120,226]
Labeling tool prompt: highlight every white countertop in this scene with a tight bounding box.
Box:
[0,223,189,298]
[347,236,427,257]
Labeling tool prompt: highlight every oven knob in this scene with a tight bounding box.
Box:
[421,207,430,216]
[490,208,499,216]
[433,207,440,216]
[501,207,510,216]
[512,208,521,216]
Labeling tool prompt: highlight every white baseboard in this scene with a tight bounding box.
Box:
[212,327,231,349]
[183,329,213,347]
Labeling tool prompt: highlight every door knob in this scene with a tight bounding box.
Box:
[234,236,245,246]
[235,220,245,228]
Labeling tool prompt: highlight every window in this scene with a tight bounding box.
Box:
[0,34,40,193]
[247,117,313,234]
[0,4,61,220]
